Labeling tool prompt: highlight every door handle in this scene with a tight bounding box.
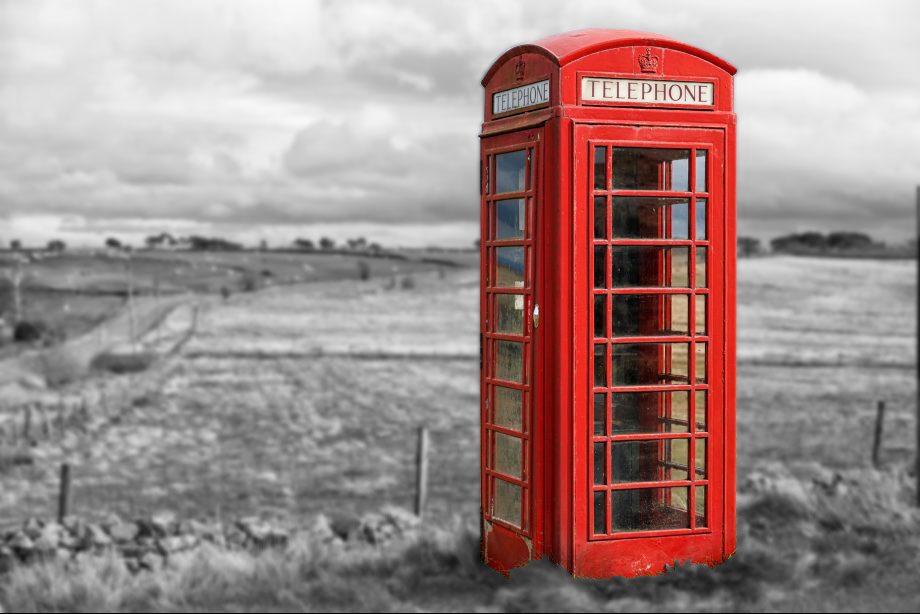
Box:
[532,303,540,329]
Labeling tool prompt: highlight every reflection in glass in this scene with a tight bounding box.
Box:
[695,247,707,288]
[494,432,522,478]
[612,343,689,386]
[695,150,707,192]
[612,197,689,239]
[594,294,606,338]
[612,391,690,434]
[494,386,522,431]
[594,491,607,534]
[496,199,525,240]
[695,199,707,240]
[496,294,524,335]
[594,393,606,435]
[611,246,689,288]
[695,294,706,335]
[594,196,607,239]
[612,439,689,483]
[695,391,707,431]
[695,438,707,478]
[613,148,690,191]
[493,478,521,526]
[495,340,523,383]
[594,344,607,387]
[613,294,689,337]
[496,150,526,193]
[594,443,606,485]
[594,246,606,288]
[594,146,607,190]
[612,487,690,532]
[695,486,707,527]
[695,343,707,383]
[496,246,525,287]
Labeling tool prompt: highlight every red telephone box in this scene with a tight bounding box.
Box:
[479,29,736,578]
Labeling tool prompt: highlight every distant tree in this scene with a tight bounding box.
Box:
[346,237,367,251]
[737,237,762,258]
[293,238,315,251]
[368,242,382,255]
[770,232,827,254]
[105,237,123,250]
[146,232,177,249]
[46,239,66,253]
[259,239,268,252]
[10,239,21,251]
[188,235,243,251]
[319,237,335,251]
[827,232,875,251]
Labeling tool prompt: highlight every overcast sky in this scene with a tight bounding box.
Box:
[1,0,918,248]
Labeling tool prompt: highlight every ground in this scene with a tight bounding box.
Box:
[0,254,917,612]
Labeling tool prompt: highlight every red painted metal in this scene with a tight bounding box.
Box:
[480,29,736,578]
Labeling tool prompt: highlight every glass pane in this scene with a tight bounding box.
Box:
[613,148,690,191]
[612,294,689,337]
[495,199,525,240]
[612,343,689,386]
[594,442,606,485]
[594,294,606,338]
[612,197,689,239]
[695,438,707,478]
[494,432,522,478]
[695,390,707,431]
[495,340,523,383]
[612,439,689,483]
[594,246,606,288]
[496,150,526,193]
[695,486,707,527]
[695,294,706,335]
[611,246,689,288]
[495,246,525,287]
[493,478,521,526]
[495,294,524,335]
[612,487,690,532]
[594,393,606,436]
[594,491,607,534]
[594,344,607,387]
[594,196,607,239]
[494,386,522,431]
[695,151,707,192]
[695,199,707,240]
[594,146,607,190]
[695,343,706,383]
[695,247,707,288]
[612,391,690,434]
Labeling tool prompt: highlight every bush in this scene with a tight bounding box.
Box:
[13,320,47,343]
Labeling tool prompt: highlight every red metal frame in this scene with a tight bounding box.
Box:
[480,29,736,578]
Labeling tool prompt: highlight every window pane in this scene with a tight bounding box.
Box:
[495,340,523,383]
[612,439,689,483]
[594,442,606,485]
[695,151,707,192]
[695,438,707,478]
[594,393,606,436]
[695,343,707,383]
[494,432,522,478]
[613,148,690,191]
[495,294,524,335]
[495,246,525,287]
[612,343,689,386]
[594,294,607,338]
[493,478,521,526]
[612,294,689,337]
[695,199,707,240]
[594,246,606,288]
[494,386,522,431]
[695,247,707,288]
[695,486,707,527]
[612,487,690,532]
[612,246,689,288]
[695,391,707,431]
[695,294,706,335]
[594,491,607,534]
[594,146,607,190]
[496,150,526,193]
[495,198,525,240]
[612,197,689,239]
[594,344,607,387]
[612,391,690,434]
[594,196,607,239]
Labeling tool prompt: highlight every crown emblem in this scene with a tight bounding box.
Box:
[638,48,659,73]
[514,58,526,81]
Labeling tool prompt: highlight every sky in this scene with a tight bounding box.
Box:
[0,0,918,248]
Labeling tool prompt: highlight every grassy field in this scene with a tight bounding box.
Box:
[0,254,917,611]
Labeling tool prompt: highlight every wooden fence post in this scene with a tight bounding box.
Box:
[58,463,72,523]
[872,400,886,468]
[415,426,429,518]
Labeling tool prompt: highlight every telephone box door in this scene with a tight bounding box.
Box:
[574,124,730,576]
